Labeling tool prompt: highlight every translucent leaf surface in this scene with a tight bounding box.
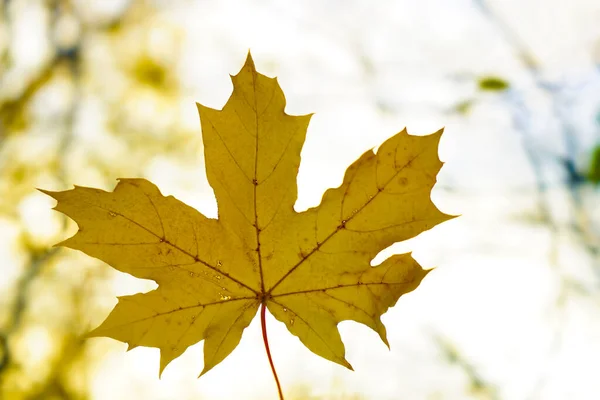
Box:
[44,53,453,376]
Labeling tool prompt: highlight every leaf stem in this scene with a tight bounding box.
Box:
[261,302,284,400]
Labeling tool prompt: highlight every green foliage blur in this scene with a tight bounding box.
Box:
[477,76,510,92]
[589,145,600,184]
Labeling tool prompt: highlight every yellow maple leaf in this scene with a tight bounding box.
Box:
[42,53,453,391]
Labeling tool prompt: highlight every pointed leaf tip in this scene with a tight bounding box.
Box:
[345,360,354,371]
[241,51,256,73]
[83,328,101,340]
[37,187,52,195]
[199,365,212,378]
[37,187,60,200]
[378,326,390,350]
[159,356,170,379]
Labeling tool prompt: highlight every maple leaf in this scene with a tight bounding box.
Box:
[42,53,453,383]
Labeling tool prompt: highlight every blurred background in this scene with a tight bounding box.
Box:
[0,0,599,399]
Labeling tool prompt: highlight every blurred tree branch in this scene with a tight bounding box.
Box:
[1,0,127,398]
[0,247,59,373]
[1,0,193,397]
[433,332,499,400]
[469,1,600,399]
[473,0,599,257]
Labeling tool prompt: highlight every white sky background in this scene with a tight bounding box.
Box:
[3,0,600,399]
